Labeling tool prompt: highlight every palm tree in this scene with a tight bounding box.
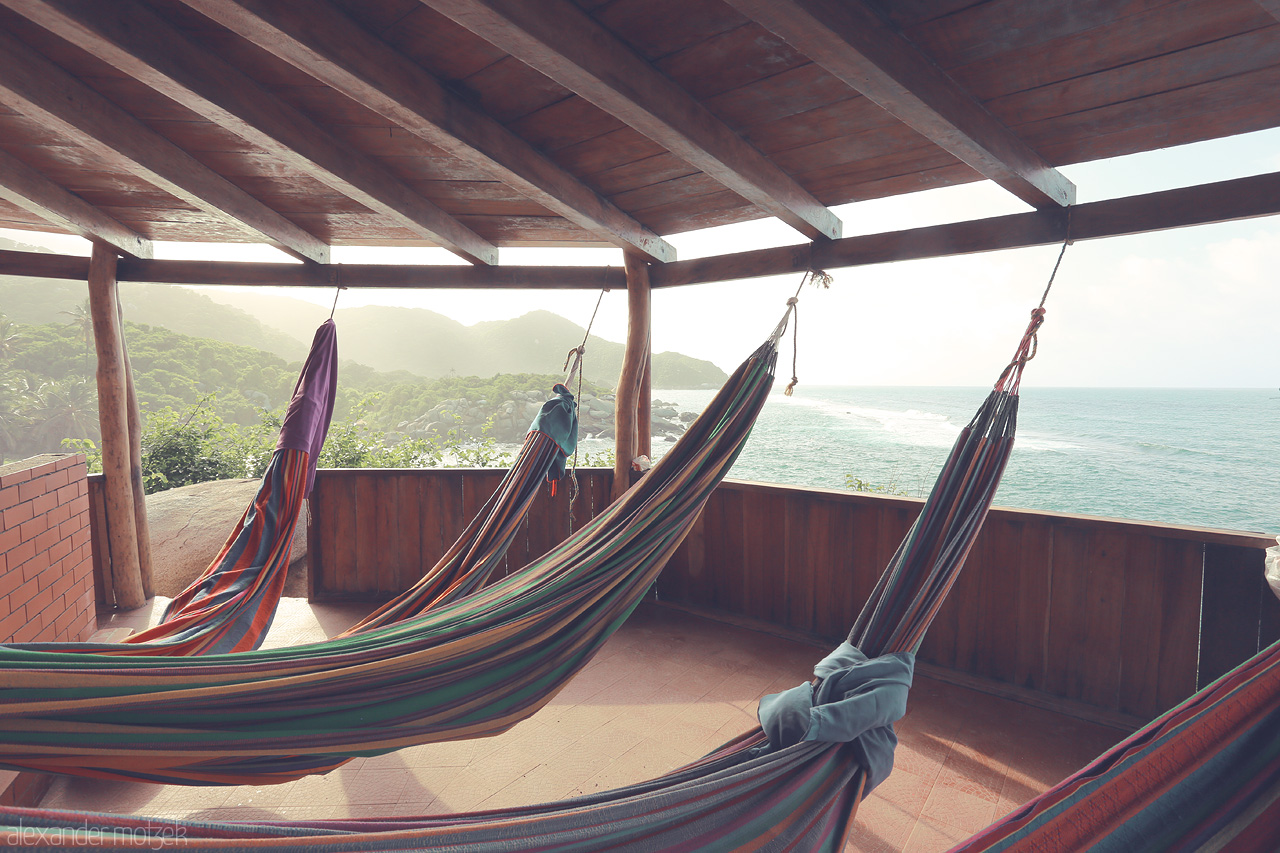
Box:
[0,377,27,464]
[58,299,93,377]
[0,315,20,363]
[24,376,99,452]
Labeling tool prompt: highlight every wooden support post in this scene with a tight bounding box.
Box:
[638,341,652,461]
[87,242,145,609]
[117,299,153,598]
[613,252,651,501]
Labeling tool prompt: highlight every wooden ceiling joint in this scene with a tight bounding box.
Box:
[0,147,153,259]
[419,0,844,242]
[0,0,499,265]
[177,0,676,263]
[726,0,1077,210]
[0,28,329,264]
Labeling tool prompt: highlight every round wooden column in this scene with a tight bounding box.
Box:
[88,242,145,609]
[613,252,651,502]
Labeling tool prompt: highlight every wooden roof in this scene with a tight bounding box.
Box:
[1,0,1279,273]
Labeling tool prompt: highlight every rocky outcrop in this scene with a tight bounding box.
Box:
[146,479,308,598]
[397,390,698,444]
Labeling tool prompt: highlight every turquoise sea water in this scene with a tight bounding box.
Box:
[621,386,1280,537]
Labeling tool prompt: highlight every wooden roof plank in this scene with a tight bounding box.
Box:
[178,0,676,263]
[726,0,1077,209]
[0,147,153,258]
[419,0,844,241]
[2,0,498,264]
[0,28,329,263]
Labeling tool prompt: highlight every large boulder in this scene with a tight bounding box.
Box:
[145,478,309,598]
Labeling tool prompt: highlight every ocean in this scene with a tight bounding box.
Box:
[580,386,1280,537]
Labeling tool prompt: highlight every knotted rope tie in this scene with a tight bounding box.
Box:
[995,307,1047,393]
[783,296,801,396]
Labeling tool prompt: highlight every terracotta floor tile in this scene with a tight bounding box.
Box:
[46,599,1132,852]
[903,818,973,853]
[921,784,1000,835]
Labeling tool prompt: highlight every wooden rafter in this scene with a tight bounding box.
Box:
[419,0,843,242]
[0,29,328,264]
[1,0,498,265]
[179,0,676,264]
[726,0,1076,210]
[0,147,153,259]
[4,172,1278,289]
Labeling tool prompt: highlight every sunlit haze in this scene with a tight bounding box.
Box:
[7,128,1280,388]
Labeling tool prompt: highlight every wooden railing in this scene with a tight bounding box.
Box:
[88,469,1277,724]
[306,467,613,600]
[660,480,1278,723]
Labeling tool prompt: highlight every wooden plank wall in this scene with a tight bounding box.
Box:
[307,467,612,601]
[659,480,1279,723]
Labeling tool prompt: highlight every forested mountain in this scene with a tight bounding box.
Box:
[202,292,727,389]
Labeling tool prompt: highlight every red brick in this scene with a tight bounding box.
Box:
[30,492,57,518]
[0,484,18,510]
[0,525,19,554]
[56,454,81,471]
[71,526,91,549]
[2,501,33,528]
[47,539,71,564]
[0,467,31,489]
[11,621,40,643]
[49,572,75,601]
[0,608,26,642]
[44,468,70,490]
[28,460,56,479]
[52,608,76,638]
[60,517,85,540]
[6,540,35,571]
[23,587,52,617]
[10,575,39,606]
[0,569,18,599]
[68,494,89,516]
[46,503,71,528]
[34,529,58,554]
[21,551,50,582]
[17,479,44,504]
[55,484,78,506]
[74,588,94,615]
[77,479,88,497]
[18,515,46,543]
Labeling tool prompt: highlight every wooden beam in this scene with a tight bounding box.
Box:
[4,171,1279,289]
[0,30,328,265]
[613,252,651,502]
[87,243,145,609]
[0,149,153,259]
[654,170,1280,287]
[420,0,843,242]
[116,295,153,598]
[0,248,631,288]
[726,0,1075,210]
[2,0,497,266]
[179,0,675,264]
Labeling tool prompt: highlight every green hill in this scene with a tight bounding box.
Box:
[203,293,728,389]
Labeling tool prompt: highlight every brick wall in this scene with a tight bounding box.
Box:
[0,453,96,645]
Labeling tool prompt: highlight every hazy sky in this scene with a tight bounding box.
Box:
[7,127,1280,388]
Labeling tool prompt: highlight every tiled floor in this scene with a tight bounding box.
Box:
[49,600,1124,851]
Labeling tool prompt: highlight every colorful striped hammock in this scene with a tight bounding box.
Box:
[48,319,339,657]
[0,321,782,787]
[0,310,1040,849]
